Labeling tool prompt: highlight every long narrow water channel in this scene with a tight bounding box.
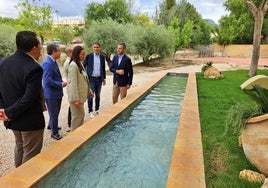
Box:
[35,75,187,188]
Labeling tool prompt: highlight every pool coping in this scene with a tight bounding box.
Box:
[0,71,206,188]
[166,72,206,187]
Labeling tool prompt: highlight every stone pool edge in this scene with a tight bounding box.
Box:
[166,72,206,187]
[0,71,206,188]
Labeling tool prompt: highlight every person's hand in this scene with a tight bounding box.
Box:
[117,69,124,75]
[62,81,67,87]
[103,80,106,86]
[126,84,130,89]
[73,101,80,106]
[89,91,94,98]
[0,109,9,121]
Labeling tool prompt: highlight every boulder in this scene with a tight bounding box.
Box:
[204,66,223,79]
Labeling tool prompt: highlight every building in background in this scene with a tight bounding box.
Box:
[53,18,85,27]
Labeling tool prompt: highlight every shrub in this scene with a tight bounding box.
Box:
[0,24,16,58]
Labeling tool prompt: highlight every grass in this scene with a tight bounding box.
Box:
[196,69,268,188]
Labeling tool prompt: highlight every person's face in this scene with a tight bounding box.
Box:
[117,45,125,55]
[53,47,61,60]
[79,50,86,61]
[93,44,100,55]
[66,50,72,57]
[32,43,42,61]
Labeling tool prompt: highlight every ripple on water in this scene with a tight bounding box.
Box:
[35,75,187,188]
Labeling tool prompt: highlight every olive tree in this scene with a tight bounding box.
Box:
[84,19,174,66]
[0,24,17,58]
[83,19,126,66]
[132,25,174,65]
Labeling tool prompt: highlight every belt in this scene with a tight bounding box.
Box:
[91,75,101,78]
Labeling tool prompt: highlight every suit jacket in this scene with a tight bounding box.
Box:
[83,53,106,81]
[0,51,45,131]
[110,54,133,87]
[67,61,89,103]
[63,57,71,78]
[41,56,64,99]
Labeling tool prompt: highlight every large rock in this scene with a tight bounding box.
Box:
[204,66,223,79]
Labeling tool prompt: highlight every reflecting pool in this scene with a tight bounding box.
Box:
[35,75,187,188]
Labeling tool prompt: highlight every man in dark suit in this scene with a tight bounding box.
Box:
[42,44,67,140]
[83,42,106,117]
[0,31,45,167]
[110,43,133,104]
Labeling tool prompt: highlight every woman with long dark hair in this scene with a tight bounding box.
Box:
[66,45,93,131]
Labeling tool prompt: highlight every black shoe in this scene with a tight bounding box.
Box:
[51,133,62,140]
[47,126,62,130]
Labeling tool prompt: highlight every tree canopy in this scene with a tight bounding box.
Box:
[83,19,174,66]
[16,0,53,39]
[85,0,132,26]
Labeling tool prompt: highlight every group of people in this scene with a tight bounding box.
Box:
[0,30,133,168]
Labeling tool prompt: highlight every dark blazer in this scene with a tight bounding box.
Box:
[0,51,45,131]
[110,54,133,87]
[41,56,64,99]
[83,53,106,81]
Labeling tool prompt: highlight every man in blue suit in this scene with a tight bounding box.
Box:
[83,42,106,117]
[110,43,133,104]
[42,44,67,140]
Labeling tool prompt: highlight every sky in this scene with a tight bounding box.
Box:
[0,0,228,24]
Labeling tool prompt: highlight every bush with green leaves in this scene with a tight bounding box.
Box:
[243,85,268,113]
[133,25,174,65]
[84,19,126,64]
[83,19,174,66]
[227,85,268,132]
[225,103,262,133]
[0,24,17,58]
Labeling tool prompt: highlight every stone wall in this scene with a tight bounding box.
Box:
[175,45,268,59]
[211,44,268,58]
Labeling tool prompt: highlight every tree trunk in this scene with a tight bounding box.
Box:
[246,0,268,77]
[249,10,263,77]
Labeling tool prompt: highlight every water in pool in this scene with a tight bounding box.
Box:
[35,75,187,188]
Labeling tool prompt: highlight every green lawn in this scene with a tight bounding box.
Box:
[196,69,268,188]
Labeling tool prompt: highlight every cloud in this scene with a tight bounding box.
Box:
[188,0,228,23]
[132,0,161,16]
[0,0,17,18]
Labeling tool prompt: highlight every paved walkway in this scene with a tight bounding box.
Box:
[0,57,267,177]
